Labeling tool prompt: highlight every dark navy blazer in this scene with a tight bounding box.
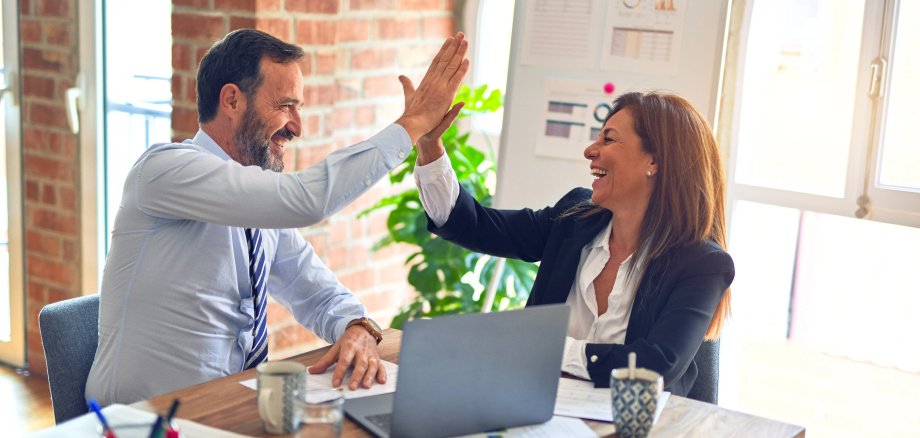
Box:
[428,187,735,396]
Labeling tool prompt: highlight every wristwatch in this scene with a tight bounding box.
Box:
[346,317,383,344]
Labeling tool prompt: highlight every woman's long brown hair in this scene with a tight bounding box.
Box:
[568,91,730,339]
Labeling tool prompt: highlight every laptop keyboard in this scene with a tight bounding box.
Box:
[366,413,392,432]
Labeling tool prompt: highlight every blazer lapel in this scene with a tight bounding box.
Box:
[538,212,611,305]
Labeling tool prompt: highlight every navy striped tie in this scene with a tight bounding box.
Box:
[244,228,268,369]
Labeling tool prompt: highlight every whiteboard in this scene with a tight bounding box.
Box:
[495,0,730,209]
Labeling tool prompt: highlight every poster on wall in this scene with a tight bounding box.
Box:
[535,78,615,161]
[519,0,598,69]
[600,0,688,75]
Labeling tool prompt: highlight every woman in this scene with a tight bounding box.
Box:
[413,91,734,396]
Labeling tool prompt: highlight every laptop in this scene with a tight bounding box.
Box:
[345,304,570,438]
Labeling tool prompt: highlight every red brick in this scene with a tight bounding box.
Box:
[355,105,375,126]
[257,0,282,11]
[26,181,40,201]
[330,220,351,242]
[20,0,30,15]
[256,17,292,40]
[350,0,395,10]
[22,47,73,73]
[229,16,256,31]
[28,101,70,130]
[316,51,336,74]
[27,256,76,287]
[379,261,411,285]
[296,54,313,77]
[172,106,200,136]
[30,208,77,234]
[58,135,77,159]
[173,0,210,7]
[303,84,335,106]
[295,20,336,46]
[62,239,77,261]
[335,78,361,102]
[23,74,55,99]
[361,290,403,313]
[25,155,73,181]
[172,13,226,41]
[351,48,396,70]
[376,17,418,40]
[215,0,256,11]
[59,186,76,210]
[36,0,71,18]
[331,107,353,130]
[173,43,192,71]
[363,75,402,98]
[422,16,453,38]
[171,76,183,103]
[41,184,56,205]
[185,77,199,102]
[27,231,61,258]
[42,21,73,45]
[337,19,370,42]
[287,0,338,14]
[339,268,375,291]
[302,114,321,137]
[21,19,41,43]
[397,0,440,9]
[269,324,321,351]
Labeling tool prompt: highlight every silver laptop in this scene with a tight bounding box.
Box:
[344,304,570,438]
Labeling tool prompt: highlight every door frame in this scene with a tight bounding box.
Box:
[0,0,25,368]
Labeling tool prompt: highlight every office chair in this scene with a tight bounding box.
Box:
[687,339,720,404]
[38,294,100,424]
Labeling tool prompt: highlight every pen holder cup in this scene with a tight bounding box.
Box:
[610,367,663,438]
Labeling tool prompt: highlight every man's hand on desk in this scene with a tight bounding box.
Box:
[308,325,387,390]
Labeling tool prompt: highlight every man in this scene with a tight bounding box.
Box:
[85,29,468,404]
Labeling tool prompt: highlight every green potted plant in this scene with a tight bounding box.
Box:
[361,85,538,328]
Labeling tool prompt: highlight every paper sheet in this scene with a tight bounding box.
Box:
[240,360,399,403]
[520,0,598,69]
[28,404,250,438]
[455,415,596,438]
[555,378,670,423]
[600,0,688,75]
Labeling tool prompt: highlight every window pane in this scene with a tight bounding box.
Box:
[877,1,920,191]
[734,0,865,197]
[471,0,515,136]
[104,1,172,251]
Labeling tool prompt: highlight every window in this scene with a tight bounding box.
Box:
[721,1,920,434]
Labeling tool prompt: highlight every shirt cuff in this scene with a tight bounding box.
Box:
[369,123,413,168]
[414,151,454,183]
[561,336,590,380]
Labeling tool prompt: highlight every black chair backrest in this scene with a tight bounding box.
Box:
[687,339,720,404]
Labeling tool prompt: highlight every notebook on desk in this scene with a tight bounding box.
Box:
[345,304,570,438]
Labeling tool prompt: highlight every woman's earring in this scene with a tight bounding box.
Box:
[647,170,653,177]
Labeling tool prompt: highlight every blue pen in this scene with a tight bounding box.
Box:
[88,399,118,438]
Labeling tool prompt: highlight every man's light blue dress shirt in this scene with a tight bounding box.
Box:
[85,125,411,405]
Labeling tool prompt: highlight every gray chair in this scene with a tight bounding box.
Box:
[687,339,720,404]
[38,294,100,424]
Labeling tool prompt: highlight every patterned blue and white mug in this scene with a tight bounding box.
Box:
[257,361,307,434]
[610,366,663,438]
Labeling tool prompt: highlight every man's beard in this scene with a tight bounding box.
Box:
[234,106,293,172]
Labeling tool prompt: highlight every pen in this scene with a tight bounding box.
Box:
[87,399,118,438]
[165,398,181,423]
[148,415,163,438]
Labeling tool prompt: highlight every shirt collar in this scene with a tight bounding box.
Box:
[190,129,233,161]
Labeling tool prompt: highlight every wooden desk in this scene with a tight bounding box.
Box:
[132,328,805,437]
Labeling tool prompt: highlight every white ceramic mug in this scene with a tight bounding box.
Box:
[257,361,307,434]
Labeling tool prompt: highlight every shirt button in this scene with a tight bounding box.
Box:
[365,178,372,186]
[590,355,598,363]
[398,151,406,159]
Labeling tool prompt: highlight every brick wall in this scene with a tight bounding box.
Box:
[20,0,82,376]
[171,0,455,359]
